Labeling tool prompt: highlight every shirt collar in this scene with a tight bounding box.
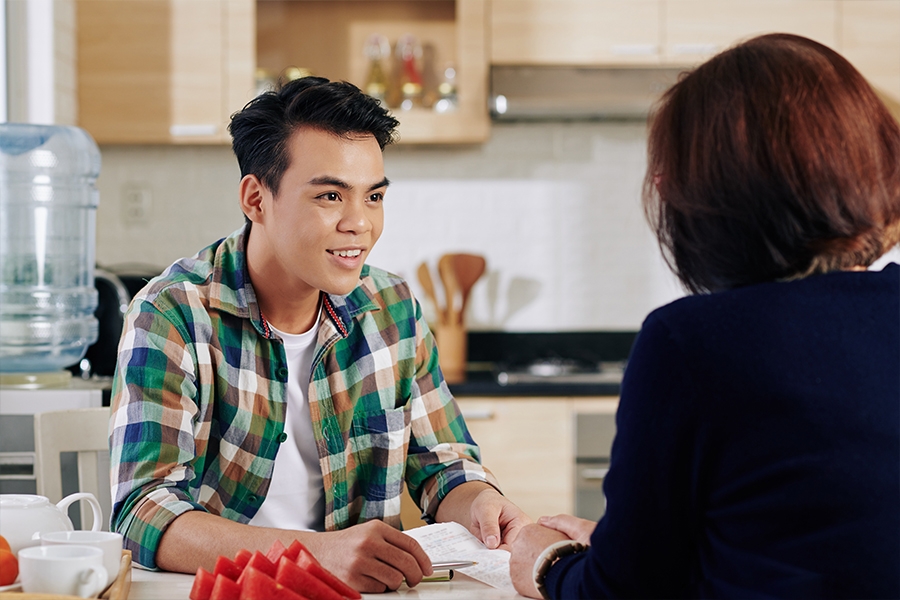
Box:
[207,222,380,339]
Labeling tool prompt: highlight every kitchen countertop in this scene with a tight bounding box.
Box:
[130,567,525,599]
[448,370,620,397]
[448,330,635,397]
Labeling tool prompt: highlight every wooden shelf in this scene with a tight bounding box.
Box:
[256,0,489,145]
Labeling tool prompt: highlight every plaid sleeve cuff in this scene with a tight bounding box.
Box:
[116,488,206,570]
[418,457,503,520]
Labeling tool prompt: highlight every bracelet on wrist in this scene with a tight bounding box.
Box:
[532,540,589,599]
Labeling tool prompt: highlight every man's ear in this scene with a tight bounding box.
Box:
[239,174,268,223]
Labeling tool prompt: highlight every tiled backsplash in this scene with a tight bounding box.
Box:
[94,121,683,331]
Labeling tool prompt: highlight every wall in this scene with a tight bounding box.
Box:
[93,121,680,331]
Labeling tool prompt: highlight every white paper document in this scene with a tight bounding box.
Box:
[404,521,517,592]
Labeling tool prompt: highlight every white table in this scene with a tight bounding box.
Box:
[130,568,525,599]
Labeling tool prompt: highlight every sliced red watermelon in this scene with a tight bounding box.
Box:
[238,566,307,600]
[213,555,243,581]
[266,539,287,565]
[245,551,277,579]
[210,573,242,600]
[234,548,253,570]
[275,556,343,600]
[283,540,305,562]
[296,549,361,600]
[189,567,216,600]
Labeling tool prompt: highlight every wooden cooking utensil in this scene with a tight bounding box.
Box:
[451,254,486,324]
[436,254,466,383]
[417,262,443,324]
[438,254,459,325]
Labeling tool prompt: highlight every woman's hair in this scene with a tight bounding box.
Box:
[229,76,399,197]
[643,33,900,294]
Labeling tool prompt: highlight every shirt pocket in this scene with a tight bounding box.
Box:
[349,405,410,501]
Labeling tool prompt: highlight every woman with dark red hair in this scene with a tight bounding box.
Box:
[510,33,900,599]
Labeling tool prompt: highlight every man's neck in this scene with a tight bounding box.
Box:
[245,225,322,334]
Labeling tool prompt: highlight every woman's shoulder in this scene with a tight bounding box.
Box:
[650,263,898,320]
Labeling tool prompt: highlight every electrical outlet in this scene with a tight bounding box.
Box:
[122,185,152,225]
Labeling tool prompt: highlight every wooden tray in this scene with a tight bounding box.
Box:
[0,549,132,600]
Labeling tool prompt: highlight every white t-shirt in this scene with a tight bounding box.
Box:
[248,312,325,532]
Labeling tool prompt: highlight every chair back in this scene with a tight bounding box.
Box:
[33,407,111,530]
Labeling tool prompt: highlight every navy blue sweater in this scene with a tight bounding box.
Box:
[546,264,900,599]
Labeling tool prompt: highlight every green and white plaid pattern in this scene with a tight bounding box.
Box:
[109,224,498,569]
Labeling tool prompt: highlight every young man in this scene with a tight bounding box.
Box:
[109,77,529,592]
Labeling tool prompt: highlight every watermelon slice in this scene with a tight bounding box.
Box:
[189,567,216,600]
[246,551,277,579]
[275,556,343,600]
[296,549,361,599]
[234,548,253,570]
[238,566,307,600]
[213,555,242,581]
[210,573,242,600]
[283,540,305,562]
[266,539,287,565]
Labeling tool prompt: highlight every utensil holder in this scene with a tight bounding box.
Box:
[436,321,467,384]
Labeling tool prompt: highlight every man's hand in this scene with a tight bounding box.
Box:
[509,523,570,599]
[434,481,533,549]
[303,520,433,593]
[536,514,596,545]
[468,486,532,549]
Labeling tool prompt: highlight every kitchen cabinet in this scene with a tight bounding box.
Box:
[663,1,837,64]
[456,398,572,521]
[400,396,619,530]
[839,0,900,104]
[257,0,489,144]
[76,0,255,144]
[491,0,838,67]
[489,0,900,114]
[77,0,487,145]
[490,0,664,66]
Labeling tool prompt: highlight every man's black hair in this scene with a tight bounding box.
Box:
[229,76,400,196]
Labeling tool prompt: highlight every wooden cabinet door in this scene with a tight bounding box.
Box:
[839,0,900,104]
[491,0,663,65]
[77,0,254,144]
[664,0,838,65]
[455,398,572,521]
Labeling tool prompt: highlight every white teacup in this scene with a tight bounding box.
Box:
[19,545,108,598]
[41,530,123,588]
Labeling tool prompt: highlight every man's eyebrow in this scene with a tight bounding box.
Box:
[306,176,390,191]
[308,176,351,189]
[369,177,391,191]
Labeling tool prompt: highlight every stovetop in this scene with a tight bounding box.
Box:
[445,331,636,397]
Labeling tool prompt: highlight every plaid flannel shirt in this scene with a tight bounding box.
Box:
[109,224,498,569]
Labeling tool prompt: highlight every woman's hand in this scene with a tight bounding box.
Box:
[537,514,596,545]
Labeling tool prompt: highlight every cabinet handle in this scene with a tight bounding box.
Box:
[170,124,218,137]
[580,467,609,480]
[611,44,657,56]
[670,43,719,56]
[461,409,494,421]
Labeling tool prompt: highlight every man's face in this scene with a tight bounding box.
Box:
[259,127,387,297]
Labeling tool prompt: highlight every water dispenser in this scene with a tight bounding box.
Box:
[0,124,101,376]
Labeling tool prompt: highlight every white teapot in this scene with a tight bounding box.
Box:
[0,493,102,555]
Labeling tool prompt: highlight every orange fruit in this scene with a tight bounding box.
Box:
[0,550,18,586]
[0,535,9,553]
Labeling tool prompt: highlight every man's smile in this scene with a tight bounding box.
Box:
[328,248,363,258]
